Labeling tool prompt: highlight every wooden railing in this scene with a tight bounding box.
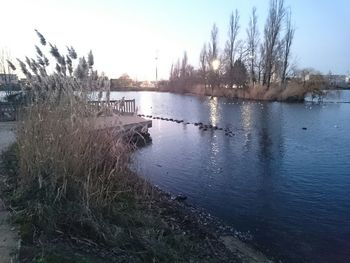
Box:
[0,99,137,122]
[89,99,136,115]
[0,102,19,121]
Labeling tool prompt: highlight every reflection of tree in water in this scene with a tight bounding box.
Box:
[325,90,342,101]
[254,103,285,222]
[257,103,284,174]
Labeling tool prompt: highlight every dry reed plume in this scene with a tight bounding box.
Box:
[10,30,145,241]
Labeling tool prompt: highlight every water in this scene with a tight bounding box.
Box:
[113,90,350,263]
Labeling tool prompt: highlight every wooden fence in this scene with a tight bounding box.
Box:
[0,99,136,122]
[89,99,136,115]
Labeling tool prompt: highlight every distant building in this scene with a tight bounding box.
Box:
[345,75,350,84]
[140,81,156,88]
[304,73,325,82]
[303,73,349,88]
[110,74,135,90]
[327,74,347,87]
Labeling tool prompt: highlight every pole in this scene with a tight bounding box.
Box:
[155,50,158,89]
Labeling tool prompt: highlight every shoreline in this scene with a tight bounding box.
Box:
[148,184,273,262]
[110,83,310,103]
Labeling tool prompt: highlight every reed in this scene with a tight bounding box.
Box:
[12,31,144,240]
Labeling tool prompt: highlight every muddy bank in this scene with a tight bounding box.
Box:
[150,187,273,263]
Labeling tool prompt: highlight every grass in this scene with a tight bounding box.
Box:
[1,143,236,262]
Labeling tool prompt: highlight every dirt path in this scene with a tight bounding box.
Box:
[0,122,19,263]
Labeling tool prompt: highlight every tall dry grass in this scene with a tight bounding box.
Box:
[11,31,144,239]
[17,96,141,234]
[185,81,321,102]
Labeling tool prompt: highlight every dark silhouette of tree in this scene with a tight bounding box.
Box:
[88,50,94,69]
[232,59,248,87]
[207,24,220,94]
[225,9,240,88]
[180,51,188,78]
[281,9,295,85]
[246,7,259,84]
[199,44,208,88]
[262,0,286,87]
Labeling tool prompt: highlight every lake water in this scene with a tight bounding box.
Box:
[113,90,350,263]
[1,89,350,262]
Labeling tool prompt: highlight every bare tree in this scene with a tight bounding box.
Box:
[257,43,265,84]
[209,24,219,61]
[246,7,259,84]
[272,39,285,82]
[262,0,286,87]
[207,24,220,94]
[225,9,240,88]
[232,59,248,87]
[88,50,94,72]
[180,51,188,78]
[281,9,295,85]
[199,43,208,88]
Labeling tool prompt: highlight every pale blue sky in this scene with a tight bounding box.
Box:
[1,0,349,80]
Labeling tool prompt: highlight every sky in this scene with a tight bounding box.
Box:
[0,0,349,80]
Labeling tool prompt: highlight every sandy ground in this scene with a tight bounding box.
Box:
[0,122,19,263]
